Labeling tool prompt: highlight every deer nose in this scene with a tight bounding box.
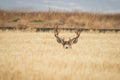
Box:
[65,46,68,49]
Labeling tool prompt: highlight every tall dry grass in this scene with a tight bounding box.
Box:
[0,10,120,29]
[0,31,120,80]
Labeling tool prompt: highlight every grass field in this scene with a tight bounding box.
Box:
[0,31,120,80]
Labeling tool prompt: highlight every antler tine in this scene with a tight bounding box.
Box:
[77,28,82,34]
[75,29,80,36]
[54,24,59,35]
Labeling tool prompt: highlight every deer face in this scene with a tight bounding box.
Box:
[63,40,71,49]
[54,25,81,49]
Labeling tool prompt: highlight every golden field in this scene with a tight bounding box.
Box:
[0,31,120,80]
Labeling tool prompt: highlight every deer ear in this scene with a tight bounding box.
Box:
[57,38,62,43]
[71,39,78,44]
[56,37,64,44]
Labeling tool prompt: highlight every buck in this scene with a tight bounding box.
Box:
[54,25,81,49]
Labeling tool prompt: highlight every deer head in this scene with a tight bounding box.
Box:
[54,25,81,49]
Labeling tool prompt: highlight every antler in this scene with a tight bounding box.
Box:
[54,25,82,49]
[69,29,81,44]
[54,24,64,44]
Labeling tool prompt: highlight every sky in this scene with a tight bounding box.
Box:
[0,0,120,13]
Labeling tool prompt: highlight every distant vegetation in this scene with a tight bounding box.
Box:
[12,18,20,22]
[30,20,44,23]
[0,10,120,29]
